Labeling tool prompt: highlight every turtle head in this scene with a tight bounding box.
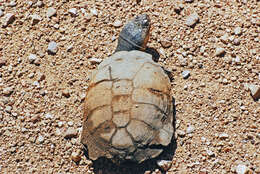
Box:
[115,14,151,52]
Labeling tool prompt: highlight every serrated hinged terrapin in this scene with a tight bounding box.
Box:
[81,14,174,163]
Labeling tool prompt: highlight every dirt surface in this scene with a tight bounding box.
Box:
[0,0,259,173]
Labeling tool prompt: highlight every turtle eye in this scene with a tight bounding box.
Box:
[143,19,149,27]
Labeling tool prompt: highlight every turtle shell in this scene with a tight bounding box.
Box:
[81,50,174,163]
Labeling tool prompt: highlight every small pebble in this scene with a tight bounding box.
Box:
[46,7,56,18]
[67,44,73,52]
[68,8,78,17]
[234,27,242,35]
[27,1,33,7]
[45,113,53,119]
[47,41,58,54]
[248,84,260,100]
[219,133,229,139]
[186,125,195,134]
[236,164,249,174]
[53,24,59,29]
[185,0,194,2]
[31,14,42,25]
[64,128,78,139]
[57,121,63,128]
[233,38,240,45]
[71,150,81,163]
[5,106,12,113]
[8,1,17,7]
[177,130,186,137]
[182,70,190,79]
[67,121,74,126]
[89,58,102,65]
[160,40,172,48]
[62,89,70,98]
[157,160,172,171]
[28,54,37,63]
[3,87,14,96]
[35,1,43,7]
[0,9,3,17]
[90,8,98,16]
[3,13,15,27]
[186,12,199,27]
[220,33,229,44]
[178,55,187,66]
[37,135,44,144]
[215,47,225,56]
[0,58,7,67]
[113,20,122,27]
[206,149,215,157]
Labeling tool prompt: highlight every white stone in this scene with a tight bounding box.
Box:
[8,1,17,7]
[234,27,242,35]
[35,1,43,7]
[53,24,59,29]
[3,87,14,95]
[37,135,44,143]
[220,33,229,44]
[236,164,249,174]
[89,58,102,64]
[215,47,225,56]
[80,8,86,15]
[3,13,15,26]
[186,13,199,27]
[248,84,260,100]
[46,7,56,18]
[28,54,37,63]
[206,149,215,157]
[68,121,74,126]
[157,160,172,171]
[47,41,58,54]
[45,113,53,119]
[219,133,229,139]
[67,44,73,52]
[58,121,63,128]
[68,8,78,16]
[182,70,190,79]
[186,125,195,134]
[113,20,122,27]
[90,8,98,16]
[0,9,3,17]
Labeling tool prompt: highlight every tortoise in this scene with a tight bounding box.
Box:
[81,14,174,163]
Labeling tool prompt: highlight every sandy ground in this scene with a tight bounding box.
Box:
[0,0,259,173]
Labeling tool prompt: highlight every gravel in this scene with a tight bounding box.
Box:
[69,8,78,17]
[28,54,37,63]
[0,9,3,17]
[2,13,15,27]
[47,41,58,54]
[156,160,172,171]
[234,27,242,35]
[113,20,123,27]
[31,14,42,25]
[215,47,226,56]
[235,164,250,174]
[181,70,190,79]
[0,1,259,173]
[248,84,260,100]
[46,7,56,18]
[185,12,199,27]
[64,128,78,139]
